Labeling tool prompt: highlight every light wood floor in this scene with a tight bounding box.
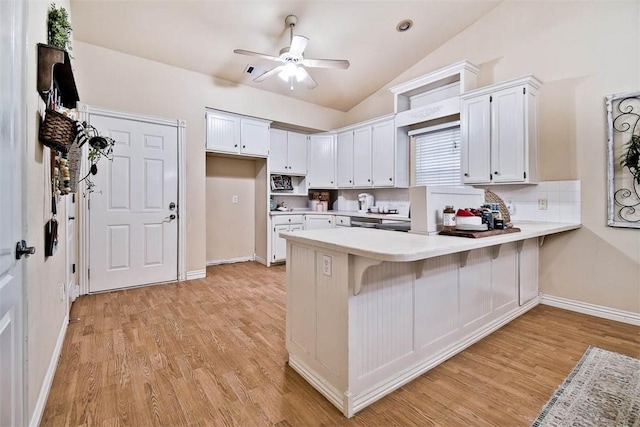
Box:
[42,261,639,426]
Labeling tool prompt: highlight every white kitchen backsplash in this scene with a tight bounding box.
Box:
[336,188,411,216]
[483,180,581,224]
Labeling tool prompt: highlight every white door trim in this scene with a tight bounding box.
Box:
[76,103,187,295]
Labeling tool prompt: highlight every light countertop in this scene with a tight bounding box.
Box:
[280,222,581,262]
[270,210,410,221]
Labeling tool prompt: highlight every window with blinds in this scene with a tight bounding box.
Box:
[413,124,461,186]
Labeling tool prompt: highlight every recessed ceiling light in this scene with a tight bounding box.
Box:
[396,19,413,32]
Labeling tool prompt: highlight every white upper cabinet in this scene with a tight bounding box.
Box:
[307,133,336,189]
[461,95,491,183]
[461,76,541,184]
[270,129,307,175]
[334,116,409,189]
[337,131,354,188]
[371,119,397,187]
[287,132,308,175]
[353,127,372,187]
[206,110,270,158]
[269,129,288,172]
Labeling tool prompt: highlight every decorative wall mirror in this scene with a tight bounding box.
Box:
[607,91,640,228]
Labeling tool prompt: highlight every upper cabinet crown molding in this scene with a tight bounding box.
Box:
[460,75,543,99]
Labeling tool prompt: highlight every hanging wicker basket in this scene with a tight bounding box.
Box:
[39,109,78,153]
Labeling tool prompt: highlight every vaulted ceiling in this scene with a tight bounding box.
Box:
[70,1,501,112]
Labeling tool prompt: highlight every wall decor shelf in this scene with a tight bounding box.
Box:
[37,43,79,108]
[389,60,479,127]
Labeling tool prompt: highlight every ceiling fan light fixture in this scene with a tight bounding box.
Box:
[295,67,308,82]
[396,19,413,32]
[278,62,298,81]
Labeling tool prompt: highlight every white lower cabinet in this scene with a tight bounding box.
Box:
[304,214,334,230]
[334,216,351,228]
[271,215,304,263]
[285,236,540,417]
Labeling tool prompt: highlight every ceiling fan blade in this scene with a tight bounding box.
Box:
[297,67,317,89]
[302,58,350,69]
[289,35,309,56]
[234,49,281,62]
[253,65,284,82]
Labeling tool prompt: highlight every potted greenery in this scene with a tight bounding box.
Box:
[73,124,115,195]
[47,3,72,51]
[620,134,640,185]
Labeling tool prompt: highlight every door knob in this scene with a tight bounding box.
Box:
[15,240,35,260]
[164,214,177,222]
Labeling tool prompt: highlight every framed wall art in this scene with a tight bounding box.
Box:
[607,91,640,228]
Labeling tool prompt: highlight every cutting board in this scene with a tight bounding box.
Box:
[439,227,521,238]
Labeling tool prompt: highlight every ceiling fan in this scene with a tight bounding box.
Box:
[234,14,350,90]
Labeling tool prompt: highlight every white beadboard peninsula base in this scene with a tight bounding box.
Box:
[285,235,543,418]
[288,297,540,417]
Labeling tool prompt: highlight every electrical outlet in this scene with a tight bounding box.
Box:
[538,198,548,210]
[232,195,238,204]
[322,255,332,277]
[506,199,515,215]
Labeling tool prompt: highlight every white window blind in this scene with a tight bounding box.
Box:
[413,126,461,186]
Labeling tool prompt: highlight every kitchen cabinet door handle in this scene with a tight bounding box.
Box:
[389,177,392,181]
[494,171,499,175]
[242,145,246,149]
[464,173,469,177]
[234,144,238,148]
[367,179,371,182]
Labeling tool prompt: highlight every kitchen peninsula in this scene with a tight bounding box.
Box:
[281,223,580,417]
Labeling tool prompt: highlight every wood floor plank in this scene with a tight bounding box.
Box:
[41,262,640,426]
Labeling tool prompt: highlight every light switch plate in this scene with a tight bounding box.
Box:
[322,255,332,277]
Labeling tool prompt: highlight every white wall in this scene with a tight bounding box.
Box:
[205,156,257,263]
[72,42,346,274]
[26,0,71,421]
[347,1,640,313]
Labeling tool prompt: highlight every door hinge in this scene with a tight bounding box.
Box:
[489,174,493,181]
[523,87,526,95]
[88,269,90,279]
[274,227,276,232]
[489,95,492,102]
[87,199,90,210]
[72,263,76,274]
[524,171,527,179]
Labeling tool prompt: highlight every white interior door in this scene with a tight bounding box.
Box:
[89,115,179,292]
[0,0,26,423]
[65,194,76,309]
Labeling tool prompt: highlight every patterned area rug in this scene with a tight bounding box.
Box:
[532,346,640,426]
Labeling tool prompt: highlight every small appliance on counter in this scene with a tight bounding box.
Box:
[358,193,374,213]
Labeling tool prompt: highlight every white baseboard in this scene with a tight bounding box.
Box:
[254,255,267,266]
[206,255,255,266]
[185,269,206,280]
[29,313,69,427]
[541,294,640,326]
